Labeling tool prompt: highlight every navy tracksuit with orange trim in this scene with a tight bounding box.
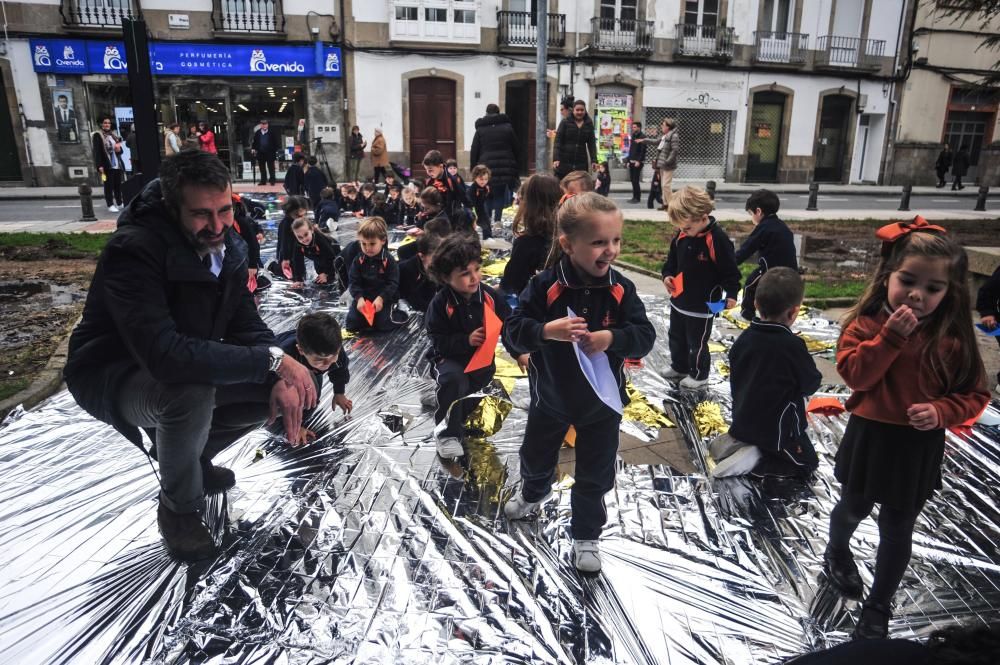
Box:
[504,256,656,540]
[290,230,341,283]
[661,218,741,381]
[346,246,400,332]
[426,283,513,440]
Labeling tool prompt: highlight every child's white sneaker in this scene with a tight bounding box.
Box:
[661,367,687,380]
[680,376,709,389]
[503,488,552,520]
[435,436,464,458]
[573,540,602,573]
[711,445,762,478]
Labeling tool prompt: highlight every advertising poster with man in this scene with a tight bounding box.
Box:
[52,90,79,143]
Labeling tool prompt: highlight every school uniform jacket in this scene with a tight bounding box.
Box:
[734,214,798,271]
[430,173,472,226]
[500,233,549,298]
[291,231,340,282]
[469,182,490,217]
[315,199,340,231]
[837,309,989,427]
[426,283,514,366]
[347,246,399,302]
[729,320,822,452]
[398,255,439,312]
[504,256,656,420]
[399,202,420,227]
[661,217,741,316]
[976,265,1000,318]
[275,329,350,396]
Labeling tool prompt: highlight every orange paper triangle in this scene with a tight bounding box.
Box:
[670,272,684,298]
[563,425,576,448]
[806,397,846,416]
[465,305,502,373]
[361,298,376,327]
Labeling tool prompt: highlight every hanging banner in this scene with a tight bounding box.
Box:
[594,93,633,166]
[28,39,343,79]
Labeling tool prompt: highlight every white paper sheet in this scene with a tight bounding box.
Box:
[567,307,624,414]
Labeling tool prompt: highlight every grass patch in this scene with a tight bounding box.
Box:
[0,232,112,257]
[0,378,29,402]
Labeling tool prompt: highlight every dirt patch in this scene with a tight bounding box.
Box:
[0,255,93,405]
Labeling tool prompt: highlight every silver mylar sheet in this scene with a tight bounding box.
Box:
[1,225,999,664]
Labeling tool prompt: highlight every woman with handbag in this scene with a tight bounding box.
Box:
[92,116,124,212]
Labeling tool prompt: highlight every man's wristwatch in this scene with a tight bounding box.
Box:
[268,346,285,374]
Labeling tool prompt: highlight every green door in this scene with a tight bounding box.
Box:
[0,77,22,182]
[746,92,784,182]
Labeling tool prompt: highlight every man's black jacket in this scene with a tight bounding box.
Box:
[64,180,276,448]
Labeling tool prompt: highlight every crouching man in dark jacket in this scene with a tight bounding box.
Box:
[64,150,316,562]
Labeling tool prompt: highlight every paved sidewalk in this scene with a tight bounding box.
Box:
[624,207,999,222]
[0,182,287,201]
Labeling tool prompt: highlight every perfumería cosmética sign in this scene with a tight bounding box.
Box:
[29,39,342,78]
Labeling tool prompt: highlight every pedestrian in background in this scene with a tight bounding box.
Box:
[370,128,389,183]
[934,143,952,188]
[198,121,217,155]
[164,123,182,156]
[183,124,200,151]
[92,116,124,212]
[553,99,597,180]
[470,103,521,224]
[349,126,366,182]
[626,121,647,203]
[654,118,679,209]
[951,144,970,190]
[251,119,278,186]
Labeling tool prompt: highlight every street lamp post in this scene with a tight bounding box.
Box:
[535,0,548,173]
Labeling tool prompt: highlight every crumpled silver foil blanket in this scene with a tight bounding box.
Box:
[1,225,999,664]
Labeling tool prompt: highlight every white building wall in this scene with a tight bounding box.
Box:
[353,0,389,22]
[730,0,757,45]
[866,0,905,53]
[138,0,210,9]
[353,51,556,153]
[800,0,833,39]
[7,40,52,168]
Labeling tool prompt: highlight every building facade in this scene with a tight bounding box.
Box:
[0,0,345,186]
[888,2,1000,186]
[346,0,908,184]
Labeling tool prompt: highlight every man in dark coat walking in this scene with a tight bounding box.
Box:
[470,103,522,223]
[64,150,316,562]
[626,121,647,203]
[952,144,971,190]
[251,119,279,186]
[553,99,597,180]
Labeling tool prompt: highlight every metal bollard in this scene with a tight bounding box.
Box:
[975,185,989,212]
[806,182,819,211]
[78,184,97,222]
[705,180,716,200]
[898,184,912,212]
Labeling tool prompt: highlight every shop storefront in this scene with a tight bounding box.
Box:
[28,37,343,184]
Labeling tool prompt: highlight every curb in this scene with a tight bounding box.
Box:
[0,317,77,420]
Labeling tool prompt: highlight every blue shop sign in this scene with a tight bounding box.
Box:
[29,39,88,74]
[28,38,342,78]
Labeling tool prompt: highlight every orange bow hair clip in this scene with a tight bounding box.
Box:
[875,215,946,256]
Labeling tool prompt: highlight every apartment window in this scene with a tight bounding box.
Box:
[454,8,475,23]
[396,5,417,20]
[685,0,719,26]
[426,7,447,21]
[601,0,638,22]
[761,0,792,32]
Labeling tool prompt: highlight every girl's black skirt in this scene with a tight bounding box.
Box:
[834,414,946,513]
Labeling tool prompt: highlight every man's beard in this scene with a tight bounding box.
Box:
[183,226,226,253]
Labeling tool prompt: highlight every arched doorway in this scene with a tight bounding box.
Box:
[747,91,787,182]
[814,94,854,182]
[408,77,456,173]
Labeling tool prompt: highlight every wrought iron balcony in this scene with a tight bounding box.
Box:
[212,0,286,34]
[674,23,735,59]
[590,17,654,54]
[497,11,566,48]
[752,31,808,65]
[815,35,885,70]
[60,0,138,29]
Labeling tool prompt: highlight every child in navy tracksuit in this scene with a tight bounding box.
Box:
[661,186,741,389]
[346,217,400,333]
[423,150,471,230]
[399,185,421,227]
[595,162,611,196]
[469,164,492,239]
[275,312,353,445]
[274,195,310,279]
[289,217,341,287]
[736,189,798,321]
[426,233,514,458]
[504,193,656,573]
[335,239,361,293]
[711,268,821,479]
[977,265,1000,393]
[315,187,340,232]
[398,234,441,312]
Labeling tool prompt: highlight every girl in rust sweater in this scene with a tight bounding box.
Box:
[827,218,989,640]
